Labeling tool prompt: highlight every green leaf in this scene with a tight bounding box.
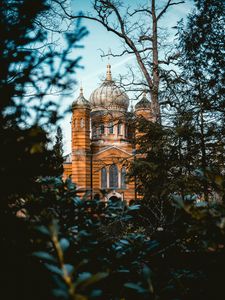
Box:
[52,289,69,299]
[60,238,70,252]
[171,194,184,208]
[146,240,159,251]
[45,263,62,276]
[32,251,56,262]
[128,204,140,211]
[117,269,130,273]
[77,272,108,288]
[64,264,74,275]
[73,196,82,206]
[76,272,92,284]
[124,282,147,293]
[35,225,50,236]
[119,239,130,245]
[142,265,152,279]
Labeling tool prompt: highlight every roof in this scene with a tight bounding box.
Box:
[135,92,151,110]
[89,64,129,112]
[72,87,90,109]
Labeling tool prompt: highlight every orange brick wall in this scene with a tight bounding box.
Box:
[63,107,140,202]
[71,107,91,191]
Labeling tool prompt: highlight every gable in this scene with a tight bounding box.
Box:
[93,145,132,159]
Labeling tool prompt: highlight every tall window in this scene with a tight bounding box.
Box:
[117,122,122,135]
[121,167,126,189]
[109,121,114,134]
[80,118,84,128]
[100,124,105,135]
[92,126,97,138]
[109,164,118,188]
[101,167,107,189]
[124,124,128,137]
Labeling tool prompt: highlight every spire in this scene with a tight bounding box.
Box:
[135,90,151,110]
[130,104,134,113]
[80,86,83,96]
[72,84,90,109]
[143,90,147,98]
[106,64,112,81]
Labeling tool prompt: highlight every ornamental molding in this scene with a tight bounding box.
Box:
[93,145,132,157]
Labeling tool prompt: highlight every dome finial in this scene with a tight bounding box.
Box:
[106,63,112,81]
[80,81,83,96]
[130,104,134,113]
[143,90,147,98]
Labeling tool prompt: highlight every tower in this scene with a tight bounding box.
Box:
[134,91,153,149]
[71,87,91,191]
[135,91,153,121]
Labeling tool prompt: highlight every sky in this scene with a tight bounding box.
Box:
[59,0,194,155]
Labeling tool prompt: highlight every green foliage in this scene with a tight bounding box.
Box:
[52,126,64,176]
[18,176,225,300]
[25,177,158,299]
[1,1,225,300]
[126,2,225,297]
[0,0,88,204]
[130,0,225,230]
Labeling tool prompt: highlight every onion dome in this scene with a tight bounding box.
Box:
[135,91,151,110]
[72,87,90,109]
[90,64,129,112]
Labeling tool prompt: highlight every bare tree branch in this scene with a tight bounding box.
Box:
[52,0,185,122]
[127,8,152,17]
[157,0,185,21]
[98,47,153,58]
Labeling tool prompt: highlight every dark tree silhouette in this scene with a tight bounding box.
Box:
[0,1,88,299]
[52,126,64,176]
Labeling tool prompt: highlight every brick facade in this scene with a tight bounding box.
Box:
[63,65,153,202]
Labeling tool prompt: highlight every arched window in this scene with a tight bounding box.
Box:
[100,124,105,135]
[117,122,122,135]
[92,126,97,137]
[109,164,118,188]
[121,167,126,189]
[124,124,128,137]
[80,118,84,128]
[101,167,107,189]
[109,121,114,134]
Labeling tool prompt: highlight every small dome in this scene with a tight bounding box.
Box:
[135,92,151,110]
[72,87,90,109]
[90,64,129,112]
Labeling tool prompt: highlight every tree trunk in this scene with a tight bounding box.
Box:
[199,101,208,201]
[151,0,161,123]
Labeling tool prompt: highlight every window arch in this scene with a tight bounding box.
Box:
[121,167,126,189]
[117,122,122,135]
[100,124,105,135]
[80,118,84,128]
[92,126,97,138]
[109,121,114,134]
[101,167,107,189]
[109,164,118,188]
[124,124,128,137]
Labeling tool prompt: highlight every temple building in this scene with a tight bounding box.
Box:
[63,64,153,201]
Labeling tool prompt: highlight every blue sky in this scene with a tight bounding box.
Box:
[60,0,194,154]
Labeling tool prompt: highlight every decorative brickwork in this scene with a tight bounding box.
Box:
[63,66,153,201]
